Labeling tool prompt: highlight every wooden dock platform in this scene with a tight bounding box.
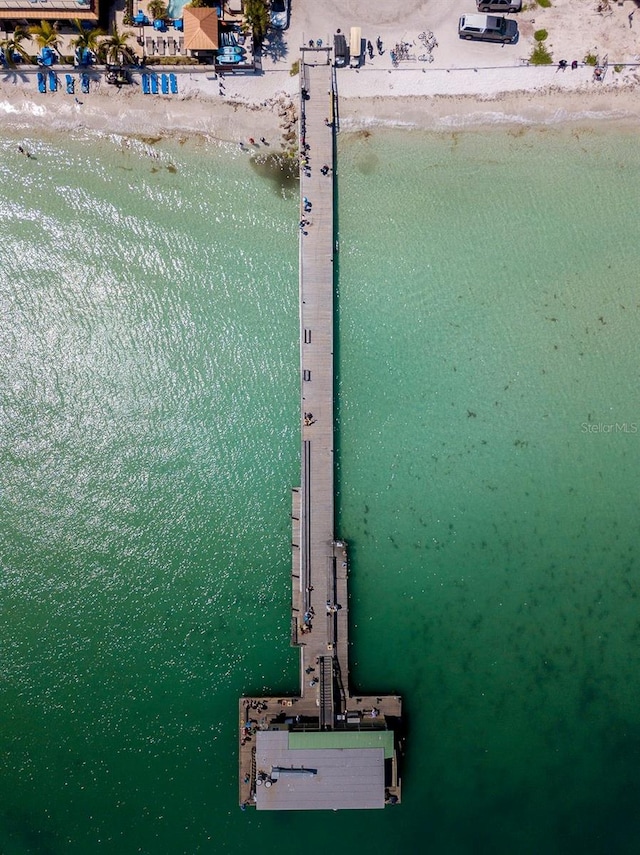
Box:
[238,48,403,812]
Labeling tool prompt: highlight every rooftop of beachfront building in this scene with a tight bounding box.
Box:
[0,0,253,68]
[0,0,98,22]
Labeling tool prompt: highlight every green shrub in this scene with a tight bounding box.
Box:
[536,0,552,8]
[144,55,198,65]
[534,28,548,41]
[290,60,299,76]
[584,53,598,66]
[530,43,553,65]
[613,63,623,73]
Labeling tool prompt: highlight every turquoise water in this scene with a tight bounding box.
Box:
[166,0,190,20]
[1,124,640,854]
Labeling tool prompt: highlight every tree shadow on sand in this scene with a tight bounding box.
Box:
[262,31,289,63]
[2,69,29,84]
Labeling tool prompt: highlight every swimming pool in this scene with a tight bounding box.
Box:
[166,0,188,19]
[166,0,219,18]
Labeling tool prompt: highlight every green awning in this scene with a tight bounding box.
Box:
[288,730,394,760]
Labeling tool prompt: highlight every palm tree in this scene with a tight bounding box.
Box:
[148,0,169,20]
[28,20,60,52]
[102,24,136,65]
[69,18,105,54]
[243,0,270,46]
[1,26,32,68]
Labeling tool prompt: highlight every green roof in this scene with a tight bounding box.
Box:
[288,730,394,760]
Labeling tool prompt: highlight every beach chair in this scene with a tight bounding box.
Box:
[37,70,46,93]
[161,73,169,95]
[169,73,178,95]
[145,36,154,55]
[81,72,90,94]
[157,38,166,57]
[48,70,57,92]
[168,39,176,56]
[150,73,159,95]
[39,46,56,67]
[65,74,74,95]
[141,72,151,94]
[178,37,184,53]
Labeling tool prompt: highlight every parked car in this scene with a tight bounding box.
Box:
[334,33,349,67]
[476,0,522,12]
[458,14,518,43]
[270,0,290,30]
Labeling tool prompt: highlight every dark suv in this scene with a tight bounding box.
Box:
[477,0,522,12]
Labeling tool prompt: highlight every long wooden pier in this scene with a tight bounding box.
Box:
[295,52,347,699]
[238,48,403,812]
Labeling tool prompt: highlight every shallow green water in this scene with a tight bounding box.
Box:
[1,124,639,854]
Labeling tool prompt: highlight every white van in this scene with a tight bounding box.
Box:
[349,26,363,67]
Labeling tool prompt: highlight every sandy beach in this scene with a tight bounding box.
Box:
[2,0,640,141]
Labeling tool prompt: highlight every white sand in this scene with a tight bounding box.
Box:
[2,0,640,141]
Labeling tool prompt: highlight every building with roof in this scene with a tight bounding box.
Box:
[254,731,388,811]
[0,0,99,24]
[183,6,219,55]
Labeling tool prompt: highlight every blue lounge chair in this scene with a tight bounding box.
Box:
[48,70,58,92]
[37,71,46,93]
[65,74,74,95]
[81,72,90,94]
[75,47,92,67]
[161,74,169,95]
[39,46,56,67]
[150,73,159,95]
[141,73,151,94]
[169,73,178,94]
